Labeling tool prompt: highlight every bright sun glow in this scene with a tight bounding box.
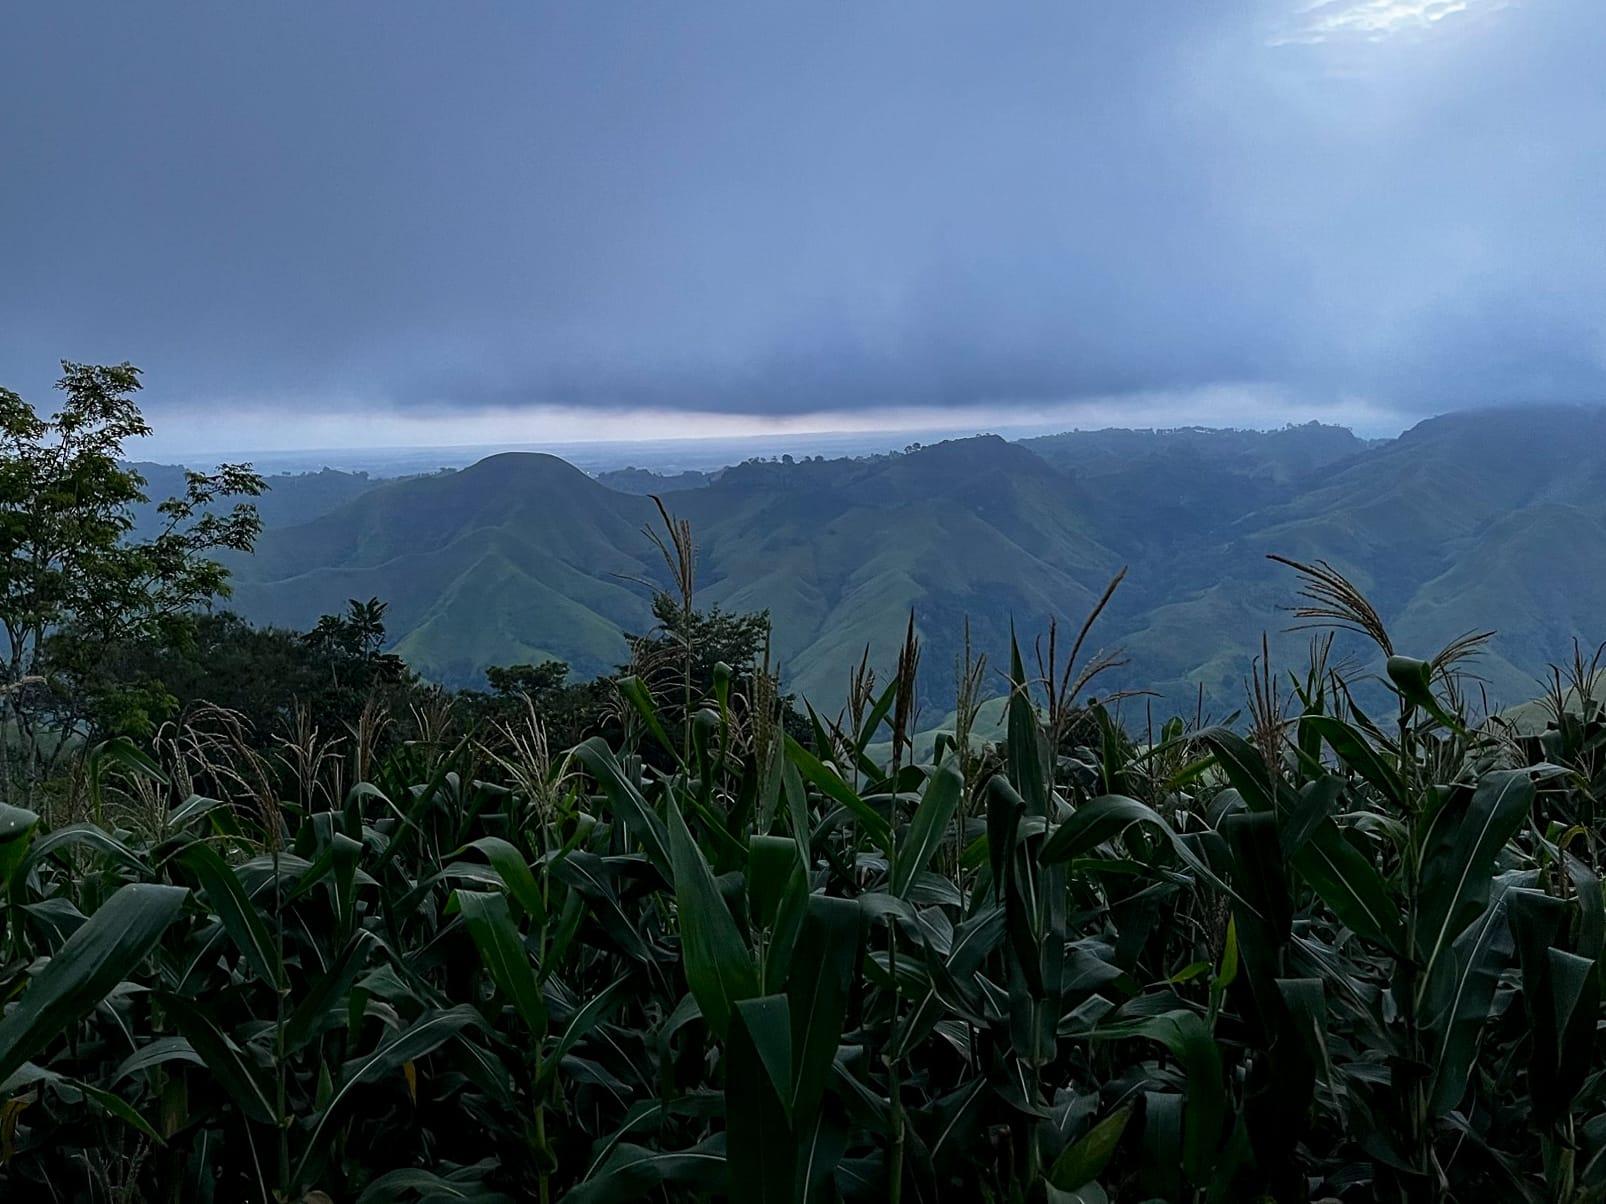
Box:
[1274,0,1503,44]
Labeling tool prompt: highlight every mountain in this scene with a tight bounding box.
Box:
[1024,420,1370,488]
[670,435,1119,703]
[1095,406,1606,708]
[131,462,382,536]
[1023,422,1372,546]
[593,466,717,494]
[230,454,662,682]
[224,406,1606,715]
[1259,405,1606,694]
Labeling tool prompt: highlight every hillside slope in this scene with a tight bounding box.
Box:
[1107,406,1606,707]
[676,436,1121,703]
[225,407,1606,712]
[231,454,662,681]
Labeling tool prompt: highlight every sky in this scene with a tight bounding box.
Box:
[3,1,1603,456]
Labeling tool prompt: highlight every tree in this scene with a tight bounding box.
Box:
[304,597,407,678]
[631,590,778,696]
[458,658,618,751]
[484,660,571,703]
[0,362,264,797]
[624,591,808,759]
[77,604,420,749]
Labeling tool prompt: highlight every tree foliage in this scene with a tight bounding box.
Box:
[0,363,263,797]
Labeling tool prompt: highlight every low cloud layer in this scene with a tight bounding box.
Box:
[2,1,1601,449]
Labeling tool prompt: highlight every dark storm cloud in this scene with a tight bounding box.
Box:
[2,1,1602,433]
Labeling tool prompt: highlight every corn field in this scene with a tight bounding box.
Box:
[3,566,1606,1203]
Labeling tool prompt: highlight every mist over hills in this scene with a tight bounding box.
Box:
[131,463,381,534]
[216,406,1606,716]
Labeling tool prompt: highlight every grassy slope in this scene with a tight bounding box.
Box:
[231,453,661,682]
[224,406,1606,712]
[676,436,1120,703]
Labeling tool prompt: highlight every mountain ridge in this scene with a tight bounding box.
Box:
[219,405,1606,713]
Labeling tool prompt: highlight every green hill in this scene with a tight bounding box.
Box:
[130,462,382,536]
[224,406,1606,713]
[671,435,1120,704]
[230,453,662,681]
[1097,405,1606,708]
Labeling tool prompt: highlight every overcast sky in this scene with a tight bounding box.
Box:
[3,1,1603,454]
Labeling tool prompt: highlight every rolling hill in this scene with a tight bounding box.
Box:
[228,454,663,682]
[222,405,1606,716]
[131,462,383,536]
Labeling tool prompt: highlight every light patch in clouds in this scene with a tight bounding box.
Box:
[1273,0,1499,44]
[140,385,1412,462]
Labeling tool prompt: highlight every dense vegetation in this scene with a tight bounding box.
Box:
[6,367,1606,1202]
[6,572,1606,1202]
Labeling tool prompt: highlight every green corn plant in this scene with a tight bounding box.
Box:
[5,567,1606,1203]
